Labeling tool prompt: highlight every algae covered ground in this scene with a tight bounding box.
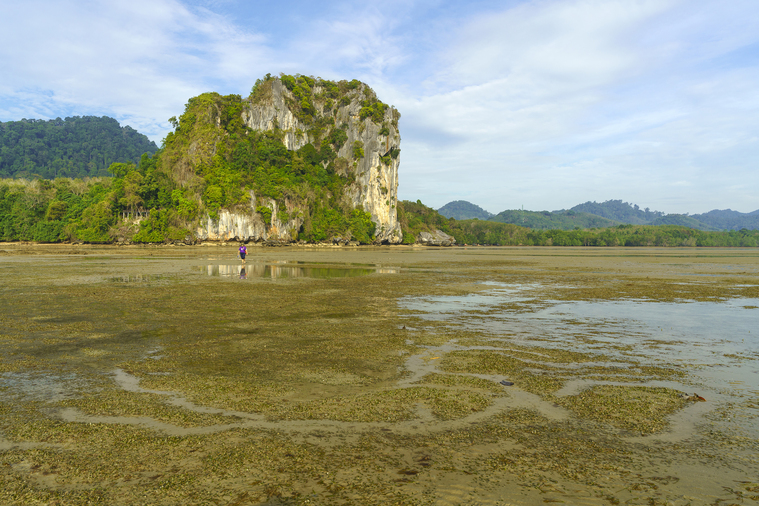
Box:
[1,244,758,505]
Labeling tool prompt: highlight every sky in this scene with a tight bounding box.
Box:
[1,0,758,215]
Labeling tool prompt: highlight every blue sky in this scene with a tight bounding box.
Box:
[1,0,758,214]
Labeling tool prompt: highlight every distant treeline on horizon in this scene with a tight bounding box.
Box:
[437,199,759,232]
[0,179,757,246]
[401,200,759,247]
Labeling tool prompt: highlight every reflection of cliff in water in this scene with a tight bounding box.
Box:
[200,263,398,279]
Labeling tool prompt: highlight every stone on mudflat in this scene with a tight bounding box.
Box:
[417,230,456,246]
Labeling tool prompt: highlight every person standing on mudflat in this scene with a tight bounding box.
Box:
[238,243,247,265]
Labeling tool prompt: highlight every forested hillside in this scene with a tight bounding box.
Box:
[649,214,718,230]
[438,200,493,220]
[490,209,620,229]
[484,200,759,231]
[690,209,759,230]
[570,200,664,224]
[569,200,758,230]
[0,116,158,179]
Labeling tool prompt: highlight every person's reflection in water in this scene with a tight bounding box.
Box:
[239,267,247,279]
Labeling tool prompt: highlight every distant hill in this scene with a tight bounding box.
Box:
[433,199,759,232]
[649,214,718,231]
[0,116,158,179]
[490,209,621,230]
[568,200,758,230]
[570,200,664,224]
[690,209,759,230]
[438,200,493,220]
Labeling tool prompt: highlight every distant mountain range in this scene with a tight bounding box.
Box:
[437,199,759,231]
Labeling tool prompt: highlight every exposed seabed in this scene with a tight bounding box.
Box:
[1,244,758,505]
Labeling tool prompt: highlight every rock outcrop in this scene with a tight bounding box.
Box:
[195,192,304,243]
[190,76,402,244]
[417,230,456,246]
[239,78,402,243]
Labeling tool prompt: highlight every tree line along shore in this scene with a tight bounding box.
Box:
[1,178,757,247]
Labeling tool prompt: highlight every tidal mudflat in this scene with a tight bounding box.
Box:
[1,244,758,505]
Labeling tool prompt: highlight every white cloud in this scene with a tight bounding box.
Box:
[0,0,272,142]
[391,0,759,213]
[441,0,675,88]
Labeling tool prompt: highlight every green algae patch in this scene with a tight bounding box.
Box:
[273,386,493,422]
[58,390,239,428]
[415,373,506,393]
[552,385,688,435]
[560,363,686,383]
[485,412,626,481]
[439,350,566,395]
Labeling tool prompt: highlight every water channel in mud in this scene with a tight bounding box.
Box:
[402,284,759,388]
[400,282,759,442]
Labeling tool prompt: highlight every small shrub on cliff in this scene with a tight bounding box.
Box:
[359,100,388,123]
[280,74,296,91]
[352,141,364,159]
[256,206,272,224]
[329,127,348,150]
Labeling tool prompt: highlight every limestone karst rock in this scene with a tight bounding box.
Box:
[186,75,402,244]
[241,78,402,243]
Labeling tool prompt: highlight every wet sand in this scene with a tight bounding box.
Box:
[1,243,758,505]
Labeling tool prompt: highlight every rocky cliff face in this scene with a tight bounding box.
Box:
[195,191,303,243]
[238,78,402,243]
[195,192,303,242]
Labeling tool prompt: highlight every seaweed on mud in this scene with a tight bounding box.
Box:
[0,245,757,505]
[550,385,687,435]
[272,386,493,422]
[439,350,567,395]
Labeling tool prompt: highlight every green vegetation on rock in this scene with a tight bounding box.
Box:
[0,74,394,244]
